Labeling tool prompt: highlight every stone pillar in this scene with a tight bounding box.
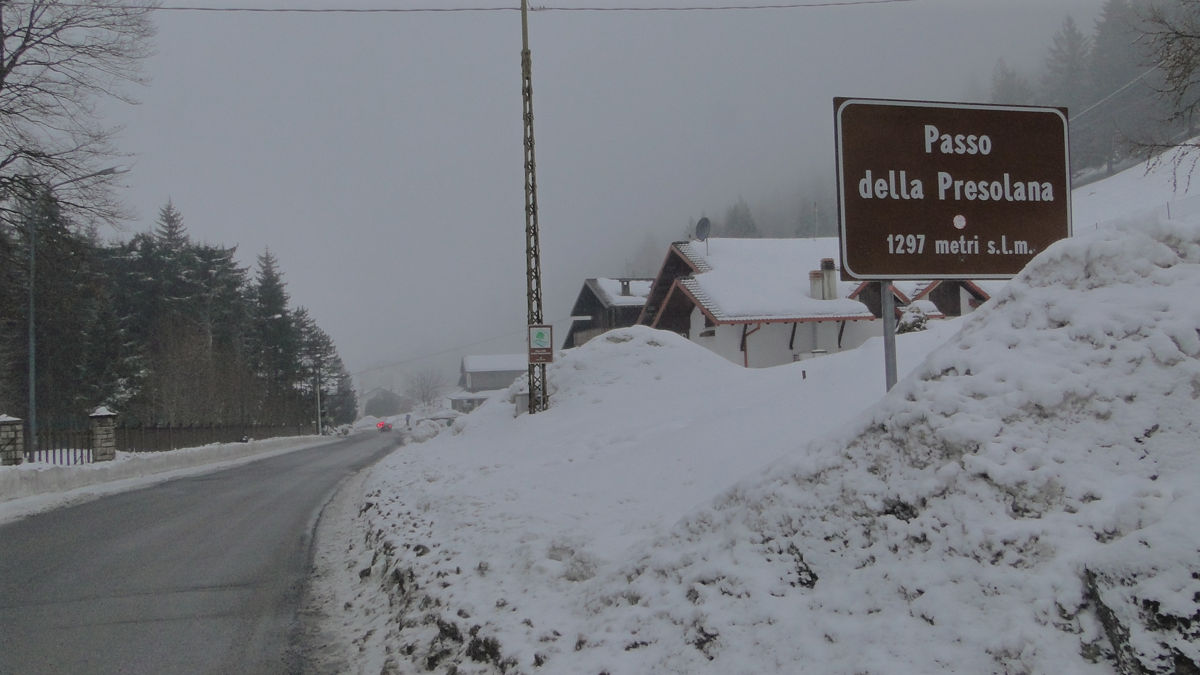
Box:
[0,415,23,466]
[90,407,118,462]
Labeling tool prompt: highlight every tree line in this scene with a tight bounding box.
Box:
[1,1,356,432]
[0,196,357,430]
[990,0,1180,178]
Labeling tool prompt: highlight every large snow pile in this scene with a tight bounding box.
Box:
[572,218,1200,674]
[320,216,1200,675]
[318,321,960,674]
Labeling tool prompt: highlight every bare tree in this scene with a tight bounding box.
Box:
[405,368,447,409]
[1137,0,1200,186]
[0,0,157,225]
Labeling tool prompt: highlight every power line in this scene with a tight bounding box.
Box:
[8,0,919,13]
[138,4,510,12]
[535,0,916,9]
[1070,64,1162,123]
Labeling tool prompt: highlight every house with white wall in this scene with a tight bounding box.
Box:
[637,238,878,368]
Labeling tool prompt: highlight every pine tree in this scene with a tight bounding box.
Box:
[722,197,760,238]
[990,58,1036,105]
[1041,16,1093,114]
[326,364,358,426]
[1040,15,1098,172]
[1082,0,1159,174]
[17,190,111,427]
[153,200,188,252]
[124,202,208,424]
[295,307,354,430]
[0,217,24,414]
[250,248,301,423]
[75,277,129,413]
[1091,1,1143,102]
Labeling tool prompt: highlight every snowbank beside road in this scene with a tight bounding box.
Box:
[0,435,333,524]
[313,158,1200,674]
[318,323,961,674]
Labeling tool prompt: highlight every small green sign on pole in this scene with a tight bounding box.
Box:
[528,324,553,364]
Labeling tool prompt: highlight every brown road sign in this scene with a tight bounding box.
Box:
[834,98,1071,280]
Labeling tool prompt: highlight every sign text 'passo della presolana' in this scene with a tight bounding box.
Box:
[858,125,1055,203]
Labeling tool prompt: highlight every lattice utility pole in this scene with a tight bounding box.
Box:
[521,0,548,413]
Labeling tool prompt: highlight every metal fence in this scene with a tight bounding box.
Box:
[118,424,309,453]
[25,427,94,466]
[23,424,311,464]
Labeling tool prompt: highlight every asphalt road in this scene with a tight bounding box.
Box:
[0,432,398,675]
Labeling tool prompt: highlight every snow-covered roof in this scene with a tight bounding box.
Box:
[592,278,652,307]
[671,238,874,322]
[461,354,527,373]
[905,298,944,318]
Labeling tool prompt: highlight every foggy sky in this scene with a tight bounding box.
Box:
[99,0,1106,394]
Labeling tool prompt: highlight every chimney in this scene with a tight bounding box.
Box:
[620,279,631,296]
[820,258,837,300]
[809,271,825,299]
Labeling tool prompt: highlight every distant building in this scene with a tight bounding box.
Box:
[563,277,654,348]
[447,391,488,414]
[450,354,528,413]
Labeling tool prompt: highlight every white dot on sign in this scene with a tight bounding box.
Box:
[953,215,967,230]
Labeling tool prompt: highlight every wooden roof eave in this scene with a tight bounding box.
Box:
[705,314,876,326]
[849,280,911,304]
[909,280,940,302]
[650,280,715,329]
[960,279,992,302]
[569,281,603,317]
[639,245,702,325]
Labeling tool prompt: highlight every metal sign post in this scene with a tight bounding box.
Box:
[880,280,897,391]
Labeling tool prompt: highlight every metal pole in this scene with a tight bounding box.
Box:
[315,372,323,436]
[880,280,898,391]
[27,215,36,453]
[521,0,548,413]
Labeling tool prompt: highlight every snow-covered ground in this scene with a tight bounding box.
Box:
[309,159,1200,675]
